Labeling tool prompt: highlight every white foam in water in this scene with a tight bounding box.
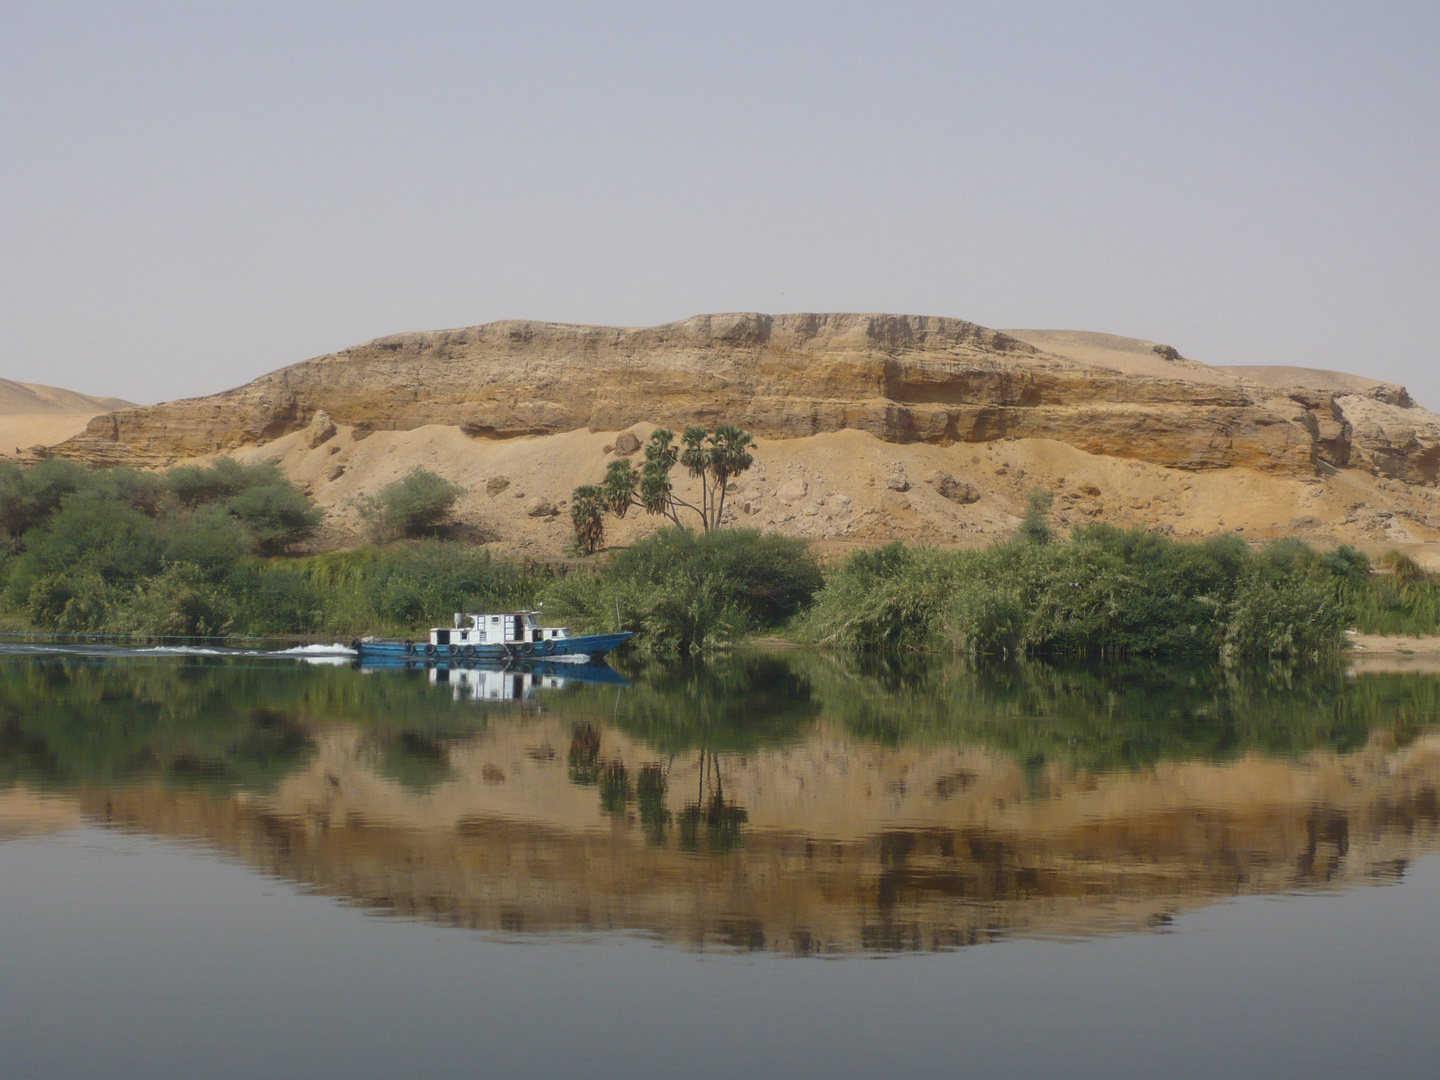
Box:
[274,644,358,656]
[134,646,235,656]
[0,640,358,662]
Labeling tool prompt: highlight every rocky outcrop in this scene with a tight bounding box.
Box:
[48,313,1440,497]
[18,314,1334,474]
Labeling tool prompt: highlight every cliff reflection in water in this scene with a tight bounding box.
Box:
[2,652,1439,953]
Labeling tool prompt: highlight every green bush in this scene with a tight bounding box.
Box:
[227,481,324,554]
[0,458,89,543]
[0,460,514,637]
[160,458,322,552]
[1017,488,1055,545]
[221,561,325,636]
[542,528,822,653]
[110,563,233,637]
[23,570,113,632]
[803,527,1357,661]
[358,468,465,541]
[289,541,541,636]
[1349,550,1440,635]
[796,543,953,652]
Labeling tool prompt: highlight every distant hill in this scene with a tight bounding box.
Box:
[0,379,137,457]
[36,314,1440,560]
[0,378,134,416]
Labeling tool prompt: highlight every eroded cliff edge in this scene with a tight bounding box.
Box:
[57,312,1436,477]
[45,313,1440,555]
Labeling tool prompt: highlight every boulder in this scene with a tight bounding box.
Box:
[777,478,808,502]
[613,431,642,455]
[925,472,980,504]
[526,499,560,518]
[486,476,511,496]
[307,410,337,448]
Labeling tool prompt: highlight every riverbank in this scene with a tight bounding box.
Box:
[2,451,1438,656]
[1347,632,1440,673]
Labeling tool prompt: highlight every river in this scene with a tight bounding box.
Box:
[1,649,1437,1078]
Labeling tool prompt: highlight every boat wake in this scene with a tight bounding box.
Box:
[0,640,358,664]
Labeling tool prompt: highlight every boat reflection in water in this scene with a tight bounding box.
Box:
[2,652,1439,954]
[360,658,629,703]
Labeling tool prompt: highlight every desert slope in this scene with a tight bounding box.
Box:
[39,313,1440,559]
[0,378,137,457]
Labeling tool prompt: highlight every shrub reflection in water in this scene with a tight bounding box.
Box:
[1,651,1438,953]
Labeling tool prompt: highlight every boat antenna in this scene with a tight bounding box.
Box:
[615,598,622,632]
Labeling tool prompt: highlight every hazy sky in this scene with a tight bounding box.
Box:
[3,2,1437,407]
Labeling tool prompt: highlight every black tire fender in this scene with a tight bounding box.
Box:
[462,645,476,659]
[541,639,555,654]
[404,641,416,655]
[423,643,436,657]
[520,642,534,656]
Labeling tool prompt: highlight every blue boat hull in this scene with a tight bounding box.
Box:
[356,631,632,666]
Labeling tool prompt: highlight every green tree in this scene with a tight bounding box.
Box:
[1017,488,1054,545]
[571,425,757,548]
[570,484,607,555]
[358,468,465,541]
[0,458,89,544]
[228,481,324,554]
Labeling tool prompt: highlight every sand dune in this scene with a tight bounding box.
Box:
[0,378,137,457]
[0,414,109,455]
[0,378,133,415]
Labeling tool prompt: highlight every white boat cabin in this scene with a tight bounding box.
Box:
[428,611,570,648]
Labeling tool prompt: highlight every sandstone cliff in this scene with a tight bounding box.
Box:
[44,313,1440,557]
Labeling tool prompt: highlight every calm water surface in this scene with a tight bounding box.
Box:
[1,650,1438,1078]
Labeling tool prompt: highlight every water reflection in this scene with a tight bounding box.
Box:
[1,652,1438,953]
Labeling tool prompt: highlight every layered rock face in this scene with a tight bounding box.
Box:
[54,312,1435,480]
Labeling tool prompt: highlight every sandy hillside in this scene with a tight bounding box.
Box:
[0,378,137,457]
[0,379,133,415]
[235,414,1440,567]
[1217,365,1401,398]
[27,313,1440,565]
[0,414,112,454]
[1002,329,1240,386]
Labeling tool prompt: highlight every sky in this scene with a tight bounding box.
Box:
[2,2,1437,408]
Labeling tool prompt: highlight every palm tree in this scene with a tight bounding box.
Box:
[705,425,755,529]
[571,425,758,539]
[601,460,639,517]
[570,485,607,554]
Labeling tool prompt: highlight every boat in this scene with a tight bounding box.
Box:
[353,610,632,666]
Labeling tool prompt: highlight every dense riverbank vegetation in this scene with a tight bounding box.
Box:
[1,459,1438,656]
[800,527,1368,660]
[0,458,539,637]
[542,527,822,652]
